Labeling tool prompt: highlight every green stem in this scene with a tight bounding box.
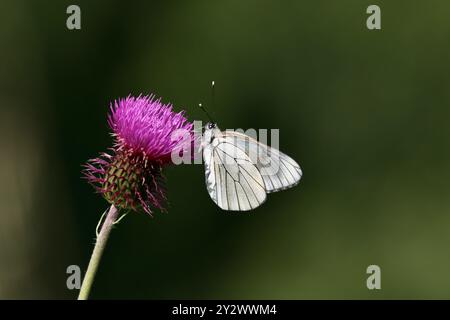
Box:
[78,204,119,300]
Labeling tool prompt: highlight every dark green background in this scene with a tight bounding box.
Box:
[1,0,450,299]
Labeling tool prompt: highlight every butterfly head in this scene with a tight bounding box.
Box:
[206,122,216,130]
[203,122,220,145]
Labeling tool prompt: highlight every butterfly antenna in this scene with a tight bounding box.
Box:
[211,80,215,111]
[198,103,215,123]
[198,80,216,123]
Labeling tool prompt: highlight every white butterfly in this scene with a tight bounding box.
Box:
[202,122,302,211]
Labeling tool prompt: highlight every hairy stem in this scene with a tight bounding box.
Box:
[78,204,119,300]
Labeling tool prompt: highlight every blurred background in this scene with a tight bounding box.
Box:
[1,0,450,299]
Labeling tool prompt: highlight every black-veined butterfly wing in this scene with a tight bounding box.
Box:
[222,131,302,193]
[203,137,267,211]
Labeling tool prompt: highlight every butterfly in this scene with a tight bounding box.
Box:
[202,122,302,211]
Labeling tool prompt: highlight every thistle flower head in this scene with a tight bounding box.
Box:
[84,94,193,215]
[109,95,192,164]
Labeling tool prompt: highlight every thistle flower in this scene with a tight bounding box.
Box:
[84,95,193,215]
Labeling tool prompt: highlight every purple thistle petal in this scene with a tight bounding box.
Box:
[108,95,193,164]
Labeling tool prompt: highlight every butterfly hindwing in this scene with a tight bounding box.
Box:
[223,131,302,193]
